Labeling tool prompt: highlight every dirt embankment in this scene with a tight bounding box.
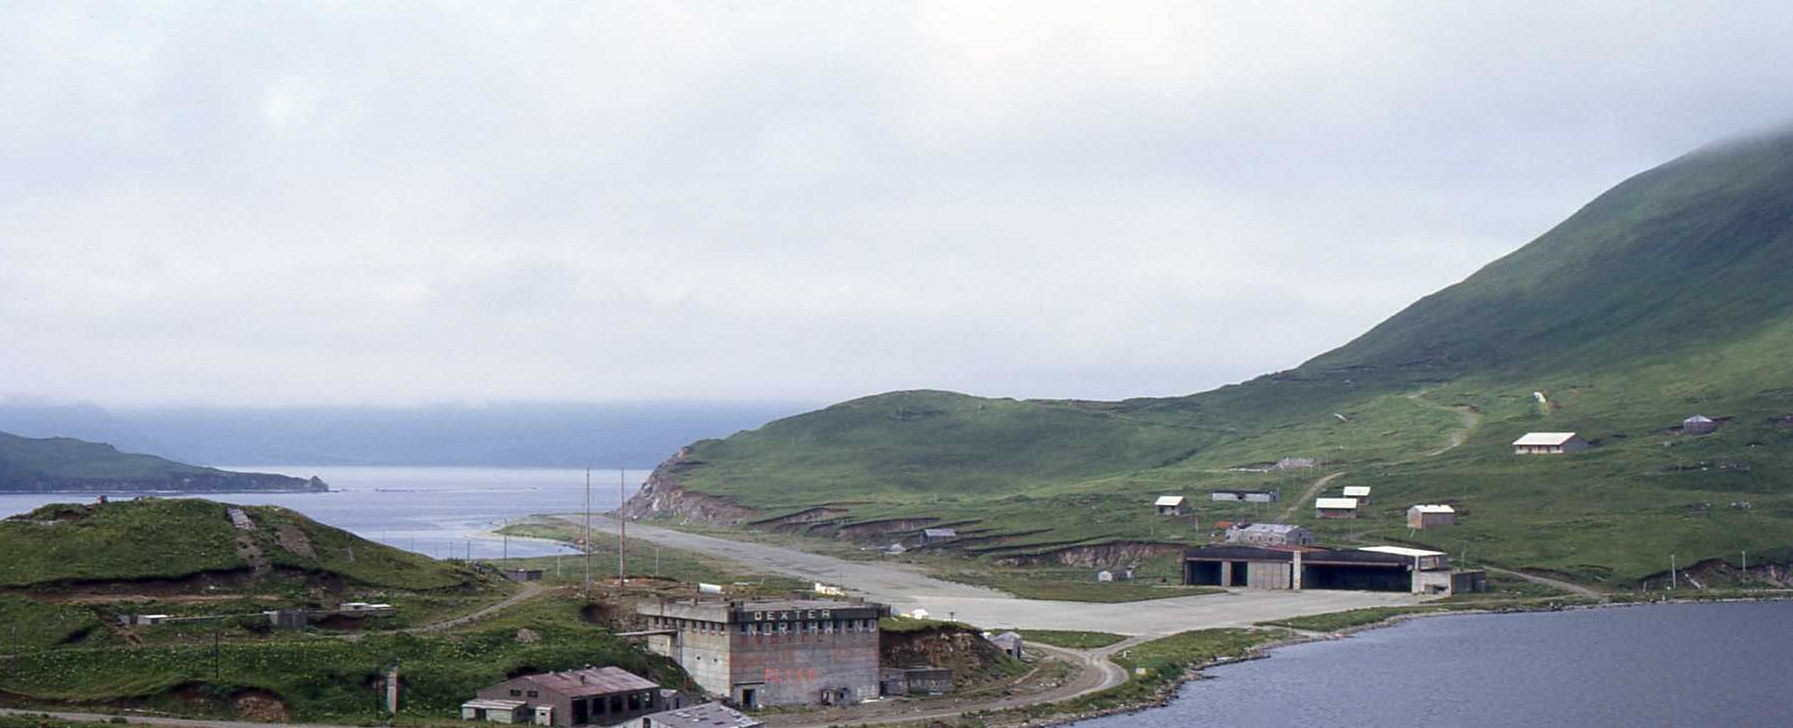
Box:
[882,624,1018,690]
[622,449,759,525]
[991,541,1185,569]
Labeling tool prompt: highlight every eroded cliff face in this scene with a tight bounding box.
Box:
[622,448,759,525]
[880,623,1019,689]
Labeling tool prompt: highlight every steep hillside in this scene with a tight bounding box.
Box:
[1307,130,1793,377]
[0,431,326,493]
[628,127,1793,586]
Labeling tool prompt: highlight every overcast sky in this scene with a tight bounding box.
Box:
[4,3,1793,407]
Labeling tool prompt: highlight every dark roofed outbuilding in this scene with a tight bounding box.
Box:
[472,667,665,726]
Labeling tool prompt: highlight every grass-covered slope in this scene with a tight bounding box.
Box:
[1308,131,1793,377]
[636,127,1793,587]
[0,431,324,492]
[0,498,474,590]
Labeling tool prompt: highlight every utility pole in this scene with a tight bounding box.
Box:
[213,625,222,679]
[12,624,19,686]
[583,468,592,596]
[618,467,627,588]
[1670,554,1678,590]
[503,532,509,563]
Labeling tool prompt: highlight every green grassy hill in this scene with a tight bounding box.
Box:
[0,498,475,591]
[0,431,325,492]
[629,127,1793,588]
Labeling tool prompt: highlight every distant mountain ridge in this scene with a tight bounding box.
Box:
[0,401,814,467]
[0,431,325,493]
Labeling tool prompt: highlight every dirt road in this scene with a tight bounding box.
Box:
[1274,471,1344,524]
[1482,565,1608,601]
[562,515,1428,637]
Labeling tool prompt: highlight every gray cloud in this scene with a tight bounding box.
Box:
[4,2,1793,406]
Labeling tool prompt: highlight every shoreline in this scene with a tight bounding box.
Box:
[1011,591,1793,728]
[1020,592,1793,728]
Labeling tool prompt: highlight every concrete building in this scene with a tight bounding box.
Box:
[1182,544,1484,595]
[469,667,665,726]
[1407,505,1457,529]
[1315,497,1359,519]
[638,599,886,709]
[620,702,761,728]
[1341,485,1371,503]
[922,528,957,542]
[986,631,1024,660]
[1154,495,1187,515]
[1683,415,1718,435]
[1512,432,1589,454]
[880,667,952,696]
[504,568,545,582]
[1226,523,1315,546]
[1210,489,1279,503]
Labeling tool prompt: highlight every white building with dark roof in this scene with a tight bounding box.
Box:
[1512,432,1589,454]
[1315,497,1359,519]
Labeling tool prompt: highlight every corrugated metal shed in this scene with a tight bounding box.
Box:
[1154,495,1186,507]
[1409,505,1455,514]
[1341,486,1371,498]
[1315,497,1358,510]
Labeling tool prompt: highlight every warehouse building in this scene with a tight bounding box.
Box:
[638,599,887,708]
[466,667,666,726]
[1182,544,1483,595]
[1210,489,1279,503]
[1225,523,1314,546]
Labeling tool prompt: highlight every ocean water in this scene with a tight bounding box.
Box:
[0,466,646,559]
[1076,601,1793,728]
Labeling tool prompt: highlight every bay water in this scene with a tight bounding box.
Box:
[1078,600,1793,728]
[0,465,646,559]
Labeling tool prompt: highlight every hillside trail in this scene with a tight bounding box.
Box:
[1275,472,1344,524]
[407,581,546,634]
[1406,390,1481,456]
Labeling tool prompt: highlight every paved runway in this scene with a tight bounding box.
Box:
[568,515,1430,635]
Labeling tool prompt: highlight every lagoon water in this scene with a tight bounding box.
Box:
[0,466,646,559]
[1078,601,1793,728]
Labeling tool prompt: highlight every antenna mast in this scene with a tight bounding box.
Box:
[618,467,627,588]
[583,468,592,595]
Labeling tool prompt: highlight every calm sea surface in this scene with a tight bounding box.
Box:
[1078,601,1793,728]
[0,466,646,559]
